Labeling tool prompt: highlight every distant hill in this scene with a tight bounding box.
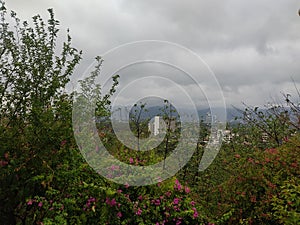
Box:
[110,105,244,122]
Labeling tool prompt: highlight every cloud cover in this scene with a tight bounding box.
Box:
[6,0,300,107]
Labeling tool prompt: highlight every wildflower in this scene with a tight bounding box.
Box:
[136,208,142,215]
[173,198,179,205]
[192,207,198,218]
[154,199,160,206]
[265,148,278,154]
[190,201,195,206]
[105,198,117,207]
[129,158,134,164]
[174,179,182,190]
[60,140,67,147]
[184,186,190,193]
[27,199,33,205]
[234,154,241,159]
[111,165,118,171]
[291,162,297,168]
[176,220,182,225]
[117,212,122,218]
[89,197,96,202]
[61,140,67,146]
[265,157,270,163]
[38,202,43,208]
[110,198,117,206]
[248,157,254,163]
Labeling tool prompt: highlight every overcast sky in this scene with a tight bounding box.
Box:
[5,0,300,109]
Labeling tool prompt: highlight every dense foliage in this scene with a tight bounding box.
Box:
[0,3,299,225]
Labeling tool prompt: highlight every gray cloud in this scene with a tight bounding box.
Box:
[6,0,300,107]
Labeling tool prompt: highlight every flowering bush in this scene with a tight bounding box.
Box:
[0,2,299,225]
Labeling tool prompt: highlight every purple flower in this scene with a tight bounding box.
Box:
[110,198,117,206]
[154,199,160,206]
[192,207,198,218]
[174,179,182,190]
[173,198,179,205]
[185,186,190,193]
[136,208,142,215]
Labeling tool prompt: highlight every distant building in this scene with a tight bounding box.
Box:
[261,132,268,143]
[205,112,217,124]
[222,129,233,143]
[148,116,177,136]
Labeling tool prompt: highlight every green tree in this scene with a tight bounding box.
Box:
[0,3,82,223]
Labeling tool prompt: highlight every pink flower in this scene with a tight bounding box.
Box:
[111,165,119,171]
[173,198,179,205]
[27,199,33,205]
[190,201,195,206]
[105,198,117,207]
[265,148,278,154]
[89,197,96,202]
[192,207,198,218]
[61,140,67,146]
[248,157,254,163]
[234,154,241,159]
[117,212,122,218]
[136,208,142,215]
[154,199,160,206]
[176,220,182,225]
[174,179,182,190]
[138,195,143,201]
[38,202,43,208]
[129,158,134,164]
[111,198,117,206]
[184,186,190,193]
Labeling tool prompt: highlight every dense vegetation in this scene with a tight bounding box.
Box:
[0,3,299,225]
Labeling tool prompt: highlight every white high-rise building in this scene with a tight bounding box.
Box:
[148,116,166,136]
[153,116,160,136]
